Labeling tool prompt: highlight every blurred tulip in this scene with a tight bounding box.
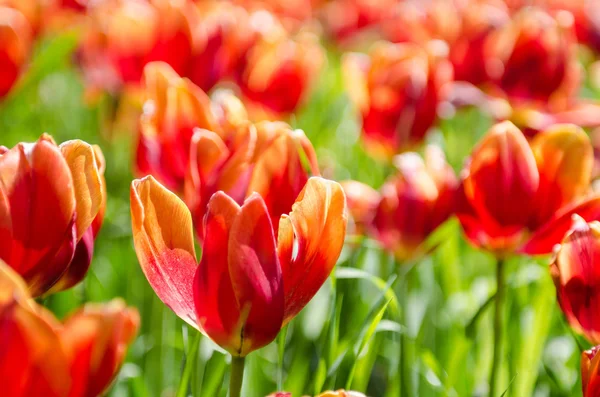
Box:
[96,0,193,84]
[0,0,42,35]
[457,121,600,256]
[550,216,600,344]
[0,261,139,397]
[0,6,31,98]
[355,146,457,261]
[236,31,324,116]
[582,345,600,397]
[343,41,452,158]
[0,134,106,296]
[131,175,346,356]
[184,120,319,238]
[485,7,580,107]
[136,61,221,191]
[340,180,380,235]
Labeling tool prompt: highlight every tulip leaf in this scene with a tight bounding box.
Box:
[176,330,202,397]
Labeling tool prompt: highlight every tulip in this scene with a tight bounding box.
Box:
[236,31,324,117]
[0,6,31,98]
[131,176,346,393]
[582,345,600,397]
[457,121,600,256]
[343,146,458,260]
[0,134,106,296]
[343,41,452,158]
[184,120,320,238]
[0,260,139,397]
[97,0,193,84]
[550,216,600,344]
[136,61,221,191]
[484,7,580,108]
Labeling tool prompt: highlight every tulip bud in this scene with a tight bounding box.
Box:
[316,390,367,397]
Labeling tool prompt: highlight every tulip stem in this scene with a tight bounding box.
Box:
[489,258,506,397]
[229,356,246,397]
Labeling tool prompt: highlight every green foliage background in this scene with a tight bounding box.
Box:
[0,34,588,397]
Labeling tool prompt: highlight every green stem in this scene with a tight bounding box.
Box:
[176,331,202,397]
[229,356,246,397]
[489,258,506,397]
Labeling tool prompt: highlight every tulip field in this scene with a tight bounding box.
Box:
[5,1,600,397]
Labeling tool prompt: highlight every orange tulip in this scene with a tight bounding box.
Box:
[343,41,452,158]
[236,31,324,116]
[131,176,346,356]
[485,7,580,108]
[457,121,600,256]
[0,6,31,98]
[344,146,458,260]
[136,61,221,191]
[550,216,600,344]
[0,261,139,397]
[582,345,600,397]
[0,134,106,296]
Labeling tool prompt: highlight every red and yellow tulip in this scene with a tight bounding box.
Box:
[0,134,106,296]
[457,121,600,256]
[131,176,346,356]
[0,261,139,397]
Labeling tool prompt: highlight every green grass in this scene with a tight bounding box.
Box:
[0,33,585,397]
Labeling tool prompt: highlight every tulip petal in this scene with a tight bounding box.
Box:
[582,346,600,397]
[48,226,95,294]
[60,299,140,397]
[130,176,199,328]
[278,177,347,324]
[522,196,600,255]
[194,192,241,352]
[60,140,104,241]
[228,193,284,355]
[530,124,593,227]
[0,136,77,295]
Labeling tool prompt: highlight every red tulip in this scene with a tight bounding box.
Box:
[95,0,193,84]
[0,6,31,98]
[582,345,600,397]
[236,31,324,117]
[136,62,221,191]
[0,261,139,397]
[457,121,600,256]
[131,176,346,356]
[340,180,380,236]
[484,7,580,107]
[343,41,452,158]
[344,146,458,260]
[0,134,106,296]
[550,216,600,344]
